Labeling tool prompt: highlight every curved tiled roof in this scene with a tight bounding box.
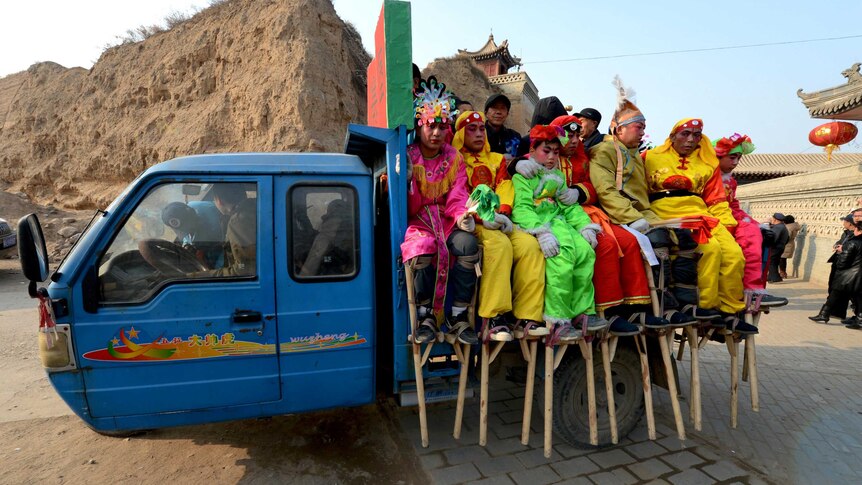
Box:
[733,152,862,176]
[458,34,521,68]
[798,62,862,119]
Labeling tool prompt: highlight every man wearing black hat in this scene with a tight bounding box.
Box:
[484,94,522,157]
[767,213,789,283]
[576,108,604,151]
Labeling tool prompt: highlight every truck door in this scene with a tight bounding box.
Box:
[78,177,280,418]
[273,175,375,412]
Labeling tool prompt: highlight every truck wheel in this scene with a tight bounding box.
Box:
[550,343,644,448]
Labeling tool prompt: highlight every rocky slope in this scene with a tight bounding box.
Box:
[0,0,370,210]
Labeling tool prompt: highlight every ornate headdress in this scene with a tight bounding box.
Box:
[610,75,645,131]
[713,133,755,157]
[414,76,456,126]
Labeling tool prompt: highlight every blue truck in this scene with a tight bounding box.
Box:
[17,124,647,447]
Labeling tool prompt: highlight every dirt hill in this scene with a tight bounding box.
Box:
[421,56,500,114]
[0,0,370,210]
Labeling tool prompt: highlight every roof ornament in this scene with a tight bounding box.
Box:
[841,62,861,83]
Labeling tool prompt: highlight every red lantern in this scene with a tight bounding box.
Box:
[808,121,858,160]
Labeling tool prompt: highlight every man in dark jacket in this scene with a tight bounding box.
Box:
[767,212,789,283]
[811,220,862,325]
[513,96,568,158]
[484,94,521,157]
[576,108,604,151]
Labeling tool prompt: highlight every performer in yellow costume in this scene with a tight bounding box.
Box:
[452,111,546,336]
[644,119,747,320]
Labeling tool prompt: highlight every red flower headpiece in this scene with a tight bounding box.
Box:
[713,133,755,157]
[529,124,565,146]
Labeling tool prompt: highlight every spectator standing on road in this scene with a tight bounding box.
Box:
[767,213,789,283]
[810,220,862,326]
[780,214,800,279]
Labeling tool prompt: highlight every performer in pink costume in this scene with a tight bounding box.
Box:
[714,133,788,308]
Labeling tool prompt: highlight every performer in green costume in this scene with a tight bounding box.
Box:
[511,125,608,334]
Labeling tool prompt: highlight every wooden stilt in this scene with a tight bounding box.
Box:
[544,339,554,458]
[747,335,759,412]
[479,339,490,445]
[579,339,598,446]
[521,339,538,445]
[403,260,431,448]
[608,336,619,363]
[676,331,686,361]
[453,343,469,439]
[601,338,618,444]
[636,334,656,440]
[746,312,760,412]
[659,330,686,440]
[727,333,740,429]
[684,325,701,431]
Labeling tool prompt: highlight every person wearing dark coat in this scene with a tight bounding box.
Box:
[512,96,568,159]
[484,94,522,157]
[576,108,604,151]
[767,212,789,283]
[810,220,862,325]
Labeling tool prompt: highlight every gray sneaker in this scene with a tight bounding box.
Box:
[585,314,610,332]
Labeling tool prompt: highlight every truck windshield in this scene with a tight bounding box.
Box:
[98,181,258,304]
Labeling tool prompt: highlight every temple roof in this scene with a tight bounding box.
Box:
[798,62,862,120]
[458,34,522,69]
[733,152,862,178]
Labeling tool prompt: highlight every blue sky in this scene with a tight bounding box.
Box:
[1,1,859,154]
[334,0,862,154]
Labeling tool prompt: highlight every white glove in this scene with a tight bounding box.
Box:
[482,218,502,230]
[537,231,560,258]
[515,158,542,179]
[496,213,513,234]
[629,218,650,234]
[457,213,475,232]
[580,223,602,249]
[558,187,580,206]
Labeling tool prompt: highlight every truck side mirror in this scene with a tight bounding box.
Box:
[18,214,49,284]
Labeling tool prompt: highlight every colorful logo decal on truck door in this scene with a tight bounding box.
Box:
[83,327,276,362]
[281,332,367,353]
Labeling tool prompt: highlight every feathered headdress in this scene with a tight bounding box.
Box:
[414,76,456,126]
[713,133,755,157]
[610,75,645,131]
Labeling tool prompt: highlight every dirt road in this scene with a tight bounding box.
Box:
[0,260,425,485]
